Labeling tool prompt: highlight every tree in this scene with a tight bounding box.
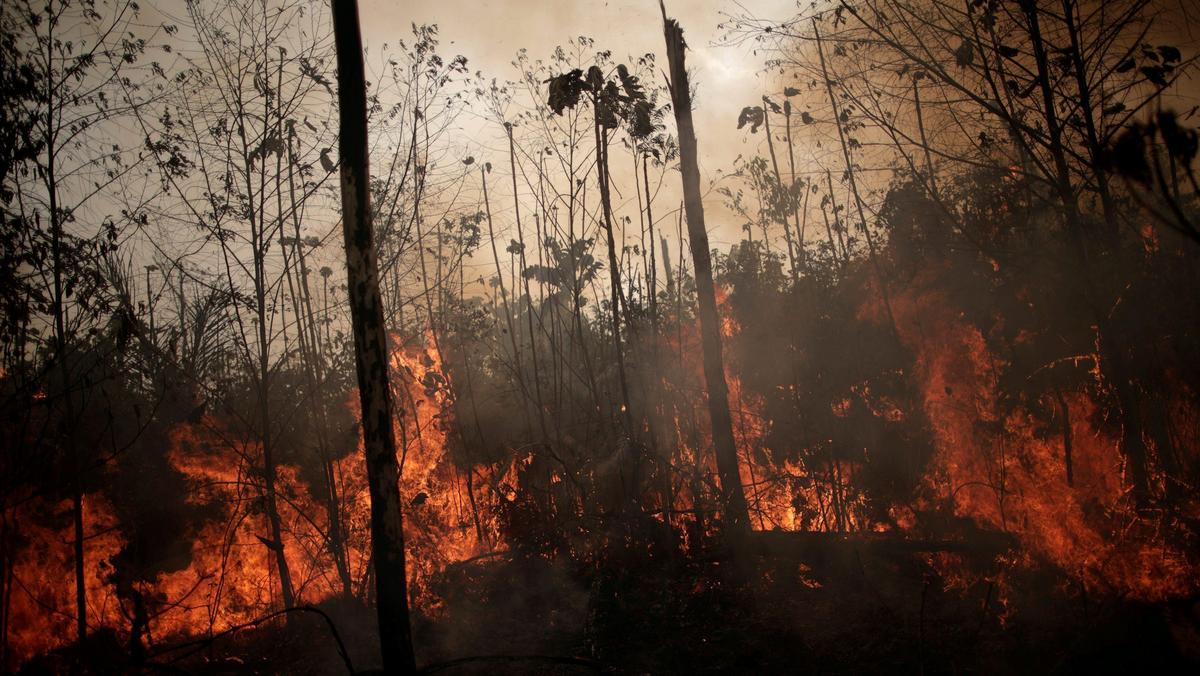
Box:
[545,62,656,439]
[723,0,1198,508]
[140,0,350,611]
[330,0,417,672]
[0,0,169,645]
[660,3,752,538]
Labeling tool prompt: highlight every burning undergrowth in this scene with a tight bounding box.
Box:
[881,277,1199,602]
[4,247,1199,672]
[2,336,522,668]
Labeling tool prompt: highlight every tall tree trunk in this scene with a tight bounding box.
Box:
[783,103,807,275]
[481,166,535,436]
[1053,388,1075,487]
[286,120,352,598]
[643,155,661,329]
[42,22,88,640]
[331,1,416,672]
[253,173,295,614]
[1059,0,1117,238]
[660,5,752,538]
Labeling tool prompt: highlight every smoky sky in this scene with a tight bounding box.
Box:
[360,0,800,248]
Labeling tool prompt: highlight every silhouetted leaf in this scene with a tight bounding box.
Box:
[628,100,654,139]
[738,106,764,133]
[1158,111,1199,165]
[545,68,588,115]
[1106,126,1151,184]
[954,41,975,67]
[1141,65,1168,87]
[616,63,646,101]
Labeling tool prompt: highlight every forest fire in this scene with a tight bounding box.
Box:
[878,280,1199,601]
[3,337,499,665]
[2,0,1199,673]
[666,287,871,536]
[12,333,549,669]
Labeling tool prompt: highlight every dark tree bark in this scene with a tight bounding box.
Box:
[330,1,417,672]
[660,4,752,537]
[1053,388,1075,487]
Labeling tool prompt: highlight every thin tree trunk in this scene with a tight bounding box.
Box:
[592,100,635,437]
[823,170,849,266]
[253,171,295,614]
[43,30,88,640]
[784,103,807,274]
[644,156,660,328]
[481,166,535,435]
[660,234,674,293]
[1023,1,1150,504]
[331,1,416,671]
[286,120,351,598]
[814,19,898,340]
[661,5,752,538]
[762,98,799,284]
[1060,0,1117,237]
[1053,388,1075,487]
[509,124,551,442]
[912,76,940,202]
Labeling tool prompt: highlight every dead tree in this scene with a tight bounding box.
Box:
[660,3,752,538]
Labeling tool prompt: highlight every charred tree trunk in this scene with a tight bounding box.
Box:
[331,1,417,672]
[1053,388,1075,487]
[661,5,751,538]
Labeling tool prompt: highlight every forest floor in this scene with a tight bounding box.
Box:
[21,538,1200,675]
